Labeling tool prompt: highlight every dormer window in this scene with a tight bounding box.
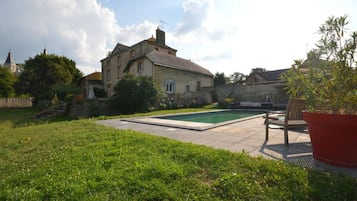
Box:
[130,50,136,58]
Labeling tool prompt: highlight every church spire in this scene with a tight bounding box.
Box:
[3,51,17,73]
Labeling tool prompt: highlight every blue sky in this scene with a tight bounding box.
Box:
[99,0,183,29]
[1,0,356,75]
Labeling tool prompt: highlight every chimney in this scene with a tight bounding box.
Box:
[156,27,165,46]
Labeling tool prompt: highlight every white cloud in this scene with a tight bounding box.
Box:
[117,21,158,45]
[175,0,211,36]
[167,0,357,75]
[0,0,120,75]
[1,0,356,77]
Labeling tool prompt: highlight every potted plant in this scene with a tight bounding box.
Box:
[283,15,357,167]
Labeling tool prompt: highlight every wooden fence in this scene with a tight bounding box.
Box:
[0,98,33,108]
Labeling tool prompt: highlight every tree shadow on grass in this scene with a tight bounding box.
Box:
[0,108,76,128]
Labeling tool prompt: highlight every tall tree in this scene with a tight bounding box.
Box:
[0,66,16,97]
[213,72,228,86]
[15,53,83,102]
[230,72,246,83]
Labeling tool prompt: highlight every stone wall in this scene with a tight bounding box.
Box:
[200,81,288,106]
[153,64,213,94]
[68,99,111,118]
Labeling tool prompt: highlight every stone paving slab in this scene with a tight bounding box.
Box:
[97,117,357,178]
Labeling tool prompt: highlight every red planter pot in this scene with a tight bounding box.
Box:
[303,111,357,167]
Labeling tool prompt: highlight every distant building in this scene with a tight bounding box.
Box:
[80,72,104,99]
[101,28,213,96]
[245,69,289,84]
[3,51,22,74]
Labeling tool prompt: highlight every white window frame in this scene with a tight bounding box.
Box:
[137,62,143,73]
[165,80,175,94]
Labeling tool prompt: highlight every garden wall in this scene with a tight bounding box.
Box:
[200,81,288,106]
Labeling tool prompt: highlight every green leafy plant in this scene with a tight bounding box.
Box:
[0,66,16,98]
[15,53,83,104]
[110,74,159,114]
[282,15,357,114]
[50,83,80,101]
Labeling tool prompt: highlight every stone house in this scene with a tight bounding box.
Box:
[80,72,104,99]
[100,28,213,97]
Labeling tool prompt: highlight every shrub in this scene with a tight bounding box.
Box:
[93,87,107,98]
[0,66,16,98]
[110,74,159,114]
[50,83,80,101]
[282,15,357,114]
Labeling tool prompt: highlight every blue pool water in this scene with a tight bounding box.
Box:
[156,110,262,124]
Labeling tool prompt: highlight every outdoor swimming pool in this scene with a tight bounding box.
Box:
[156,110,262,124]
[123,110,265,131]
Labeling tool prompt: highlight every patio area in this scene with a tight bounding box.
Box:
[97,116,357,178]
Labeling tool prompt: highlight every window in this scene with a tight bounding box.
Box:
[137,62,143,73]
[117,65,121,78]
[130,50,136,58]
[106,59,110,67]
[186,85,190,92]
[166,80,175,94]
[196,80,201,91]
[117,55,121,63]
[107,69,111,81]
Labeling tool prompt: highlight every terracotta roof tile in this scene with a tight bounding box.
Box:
[84,72,102,80]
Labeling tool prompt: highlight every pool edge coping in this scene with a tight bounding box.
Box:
[121,109,268,131]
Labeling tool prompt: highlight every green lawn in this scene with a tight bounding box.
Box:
[0,108,356,200]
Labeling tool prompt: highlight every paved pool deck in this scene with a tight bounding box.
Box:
[97,116,357,178]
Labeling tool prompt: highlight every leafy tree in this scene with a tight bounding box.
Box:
[110,74,159,114]
[0,66,16,98]
[93,87,107,98]
[282,15,357,114]
[230,72,246,83]
[50,83,80,101]
[214,72,229,86]
[15,53,83,103]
